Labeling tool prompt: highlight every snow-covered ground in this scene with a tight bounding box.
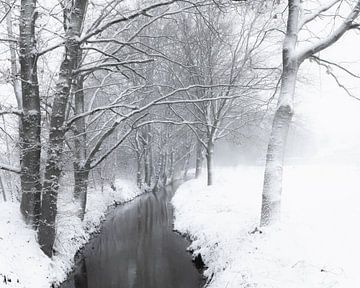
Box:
[172,165,360,288]
[0,179,142,288]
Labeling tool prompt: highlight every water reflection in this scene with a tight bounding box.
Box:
[61,184,202,288]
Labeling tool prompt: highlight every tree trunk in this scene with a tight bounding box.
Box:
[74,168,89,220]
[195,142,203,178]
[0,175,6,202]
[38,56,73,256]
[182,146,191,180]
[161,152,168,185]
[6,0,22,108]
[149,145,154,184]
[2,115,16,201]
[152,153,164,190]
[260,70,298,226]
[38,0,88,257]
[260,0,300,227]
[73,75,88,220]
[206,141,214,186]
[144,147,151,188]
[169,150,175,184]
[136,152,142,188]
[260,103,296,226]
[19,0,42,227]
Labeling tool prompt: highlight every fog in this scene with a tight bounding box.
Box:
[214,30,360,167]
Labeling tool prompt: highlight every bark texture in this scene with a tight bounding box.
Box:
[73,76,89,220]
[19,0,42,227]
[38,0,88,257]
[260,0,300,226]
[260,0,360,226]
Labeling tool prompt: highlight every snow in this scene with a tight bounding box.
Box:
[172,165,360,288]
[0,178,142,288]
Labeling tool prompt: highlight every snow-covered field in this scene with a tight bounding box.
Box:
[0,179,142,288]
[172,165,360,288]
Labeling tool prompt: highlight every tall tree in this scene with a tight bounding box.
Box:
[19,0,42,226]
[38,0,88,257]
[168,2,274,185]
[260,0,360,226]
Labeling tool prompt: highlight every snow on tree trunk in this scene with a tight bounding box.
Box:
[74,168,89,221]
[260,0,300,226]
[260,0,360,226]
[206,141,214,186]
[38,0,88,257]
[73,75,89,220]
[260,71,297,226]
[19,0,42,227]
[38,54,74,256]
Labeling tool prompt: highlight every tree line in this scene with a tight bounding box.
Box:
[0,0,359,257]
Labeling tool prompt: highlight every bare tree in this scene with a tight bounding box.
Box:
[167,2,275,185]
[260,0,360,226]
[18,0,42,227]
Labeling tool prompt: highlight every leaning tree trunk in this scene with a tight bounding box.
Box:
[260,64,298,226]
[38,0,87,257]
[206,140,214,186]
[19,0,42,227]
[38,55,74,257]
[260,0,300,226]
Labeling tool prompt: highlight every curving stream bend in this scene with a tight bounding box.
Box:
[60,183,202,288]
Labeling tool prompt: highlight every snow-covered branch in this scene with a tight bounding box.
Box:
[298,0,341,30]
[0,163,20,174]
[80,1,176,43]
[0,108,22,116]
[75,59,154,75]
[298,1,360,62]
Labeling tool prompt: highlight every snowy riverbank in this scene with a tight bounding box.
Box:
[0,179,142,288]
[172,165,360,288]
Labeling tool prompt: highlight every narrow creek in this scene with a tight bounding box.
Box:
[60,182,202,288]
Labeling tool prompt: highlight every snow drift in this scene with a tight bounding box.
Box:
[172,165,360,288]
[0,179,142,288]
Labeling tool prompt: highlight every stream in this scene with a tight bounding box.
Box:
[60,183,202,288]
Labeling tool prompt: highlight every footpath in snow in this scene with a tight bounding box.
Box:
[0,179,142,288]
[172,165,360,288]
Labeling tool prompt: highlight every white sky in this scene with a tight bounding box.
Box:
[291,29,360,163]
[2,0,360,164]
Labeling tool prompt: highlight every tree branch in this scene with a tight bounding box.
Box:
[0,163,20,174]
[298,1,360,62]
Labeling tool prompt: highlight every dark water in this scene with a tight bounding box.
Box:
[60,183,202,288]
